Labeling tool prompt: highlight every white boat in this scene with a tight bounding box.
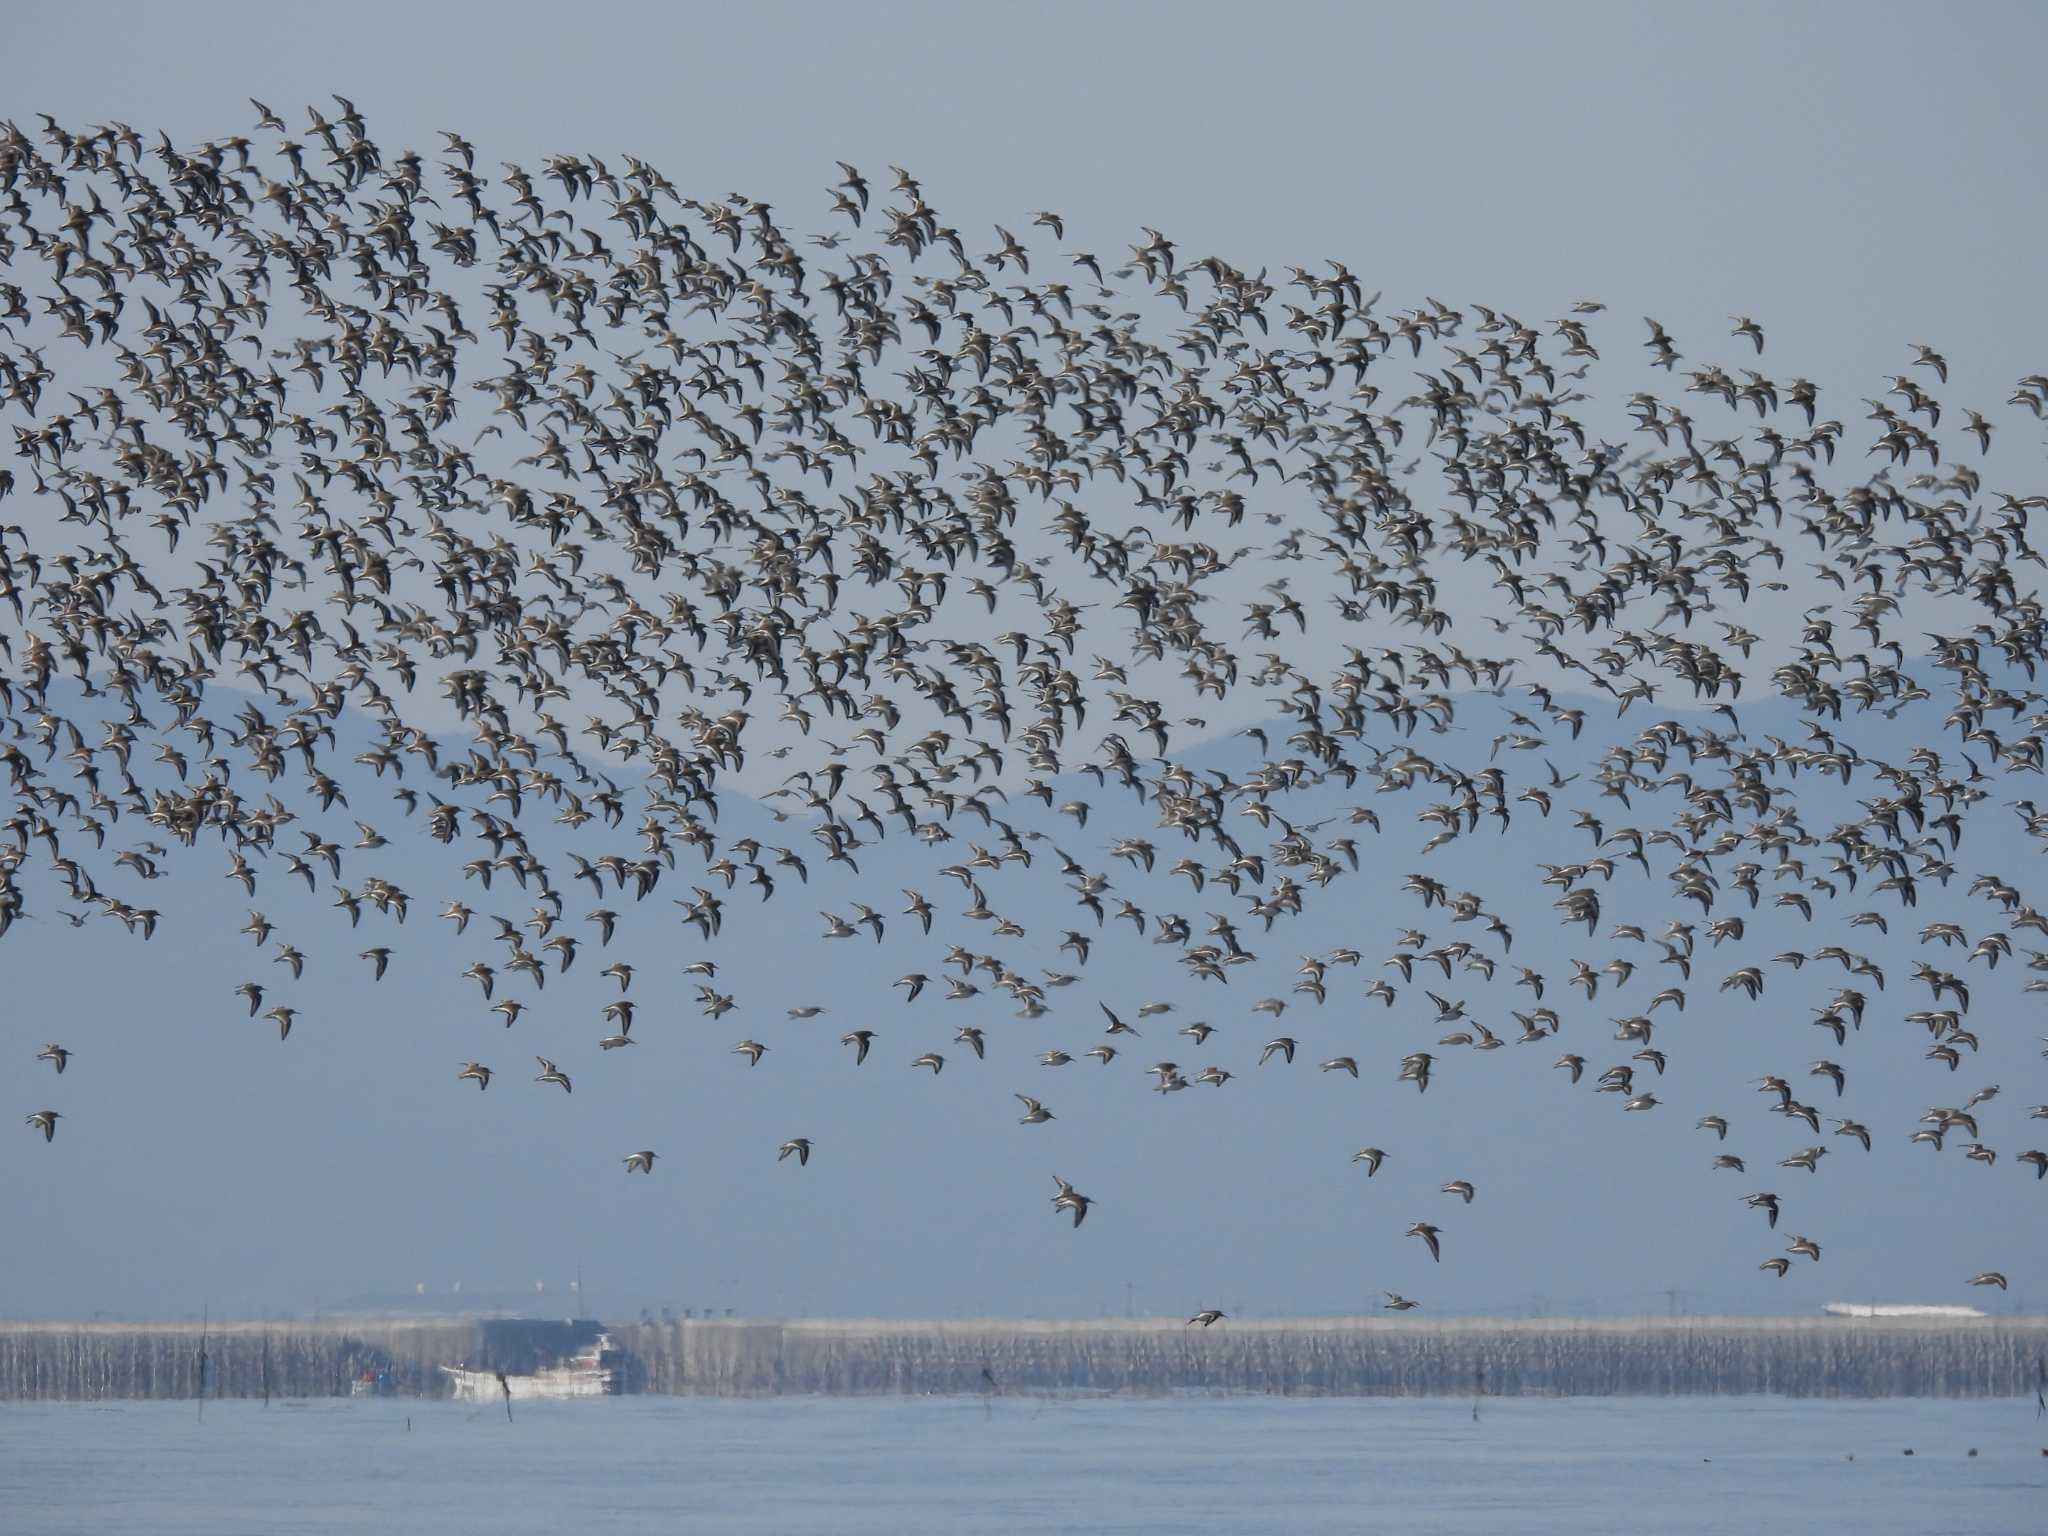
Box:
[441,1332,622,1400]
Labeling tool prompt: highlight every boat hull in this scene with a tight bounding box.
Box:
[441,1365,616,1400]
[440,1332,622,1400]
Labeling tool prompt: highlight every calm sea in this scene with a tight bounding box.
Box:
[4,1395,2044,1534]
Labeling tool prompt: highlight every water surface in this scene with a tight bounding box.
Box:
[5,1394,2044,1534]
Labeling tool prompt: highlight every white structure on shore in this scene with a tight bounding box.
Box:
[1823,1303,1986,1320]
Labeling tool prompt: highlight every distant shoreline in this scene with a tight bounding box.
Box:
[4,1314,2044,1401]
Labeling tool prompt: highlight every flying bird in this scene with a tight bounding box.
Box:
[0,107,2039,1334]
[534,1058,571,1093]
[1051,1175,1094,1228]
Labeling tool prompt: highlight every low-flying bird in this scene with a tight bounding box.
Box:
[1051,1174,1093,1228]
[534,1057,571,1093]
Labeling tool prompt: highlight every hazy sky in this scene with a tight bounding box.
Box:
[12,0,2047,403]
[4,2,2047,1324]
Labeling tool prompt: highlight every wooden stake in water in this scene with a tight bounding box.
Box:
[498,1370,513,1423]
[196,1307,209,1424]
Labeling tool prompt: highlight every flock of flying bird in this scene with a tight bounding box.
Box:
[3,101,2046,1311]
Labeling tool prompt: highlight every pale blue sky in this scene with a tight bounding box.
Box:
[3,2,2046,1323]
[15,0,2046,405]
